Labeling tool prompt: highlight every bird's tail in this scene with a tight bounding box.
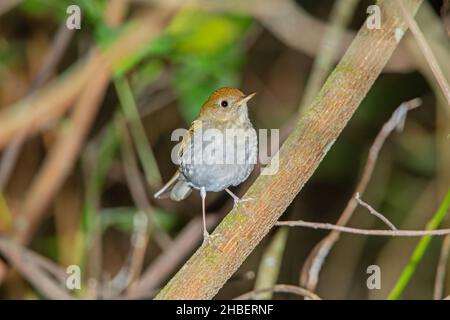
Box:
[153,171,192,201]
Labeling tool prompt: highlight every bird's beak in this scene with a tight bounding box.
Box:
[238,92,256,106]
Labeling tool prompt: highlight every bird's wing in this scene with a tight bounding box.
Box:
[154,120,201,200]
[178,119,202,159]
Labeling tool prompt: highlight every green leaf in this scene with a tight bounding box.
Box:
[168,9,251,56]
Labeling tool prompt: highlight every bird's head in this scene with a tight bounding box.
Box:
[199,87,256,122]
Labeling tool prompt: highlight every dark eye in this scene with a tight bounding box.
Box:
[221,100,229,108]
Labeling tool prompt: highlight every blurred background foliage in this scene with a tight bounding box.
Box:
[0,0,449,300]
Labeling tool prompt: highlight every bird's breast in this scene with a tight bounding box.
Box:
[179,120,257,192]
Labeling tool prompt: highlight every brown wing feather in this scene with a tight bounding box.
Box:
[154,120,201,201]
[178,119,201,159]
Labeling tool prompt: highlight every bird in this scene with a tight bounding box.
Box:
[154,87,257,242]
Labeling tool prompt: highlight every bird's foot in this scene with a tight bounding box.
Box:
[225,188,253,209]
[232,197,254,209]
[202,230,211,245]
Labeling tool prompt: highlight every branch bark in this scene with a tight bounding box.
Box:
[155,0,425,300]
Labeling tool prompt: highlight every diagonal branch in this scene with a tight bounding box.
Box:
[155,0,425,300]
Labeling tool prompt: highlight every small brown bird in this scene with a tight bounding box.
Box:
[154,87,257,241]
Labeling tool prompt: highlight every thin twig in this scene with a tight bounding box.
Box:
[300,98,421,291]
[0,235,74,300]
[355,193,398,230]
[276,220,450,236]
[434,234,450,300]
[233,284,321,300]
[398,0,450,111]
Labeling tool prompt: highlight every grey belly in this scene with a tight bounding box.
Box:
[182,163,255,192]
[179,127,257,192]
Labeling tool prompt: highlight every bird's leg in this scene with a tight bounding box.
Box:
[200,187,209,242]
[225,188,253,208]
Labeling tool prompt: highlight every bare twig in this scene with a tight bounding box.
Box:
[300,98,421,292]
[276,221,450,236]
[355,193,397,230]
[0,235,74,299]
[398,0,450,111]
[21,247,67,283]
[233,284,321,300]
[155,0,425,300]
[434,234,450,300]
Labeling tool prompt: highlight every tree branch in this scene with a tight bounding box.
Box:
[355,193,398,230]
[155,0,425,300]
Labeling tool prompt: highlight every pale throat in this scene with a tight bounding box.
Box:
[205,104,251,127]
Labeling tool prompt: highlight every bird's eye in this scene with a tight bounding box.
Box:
[221,100,229,108]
